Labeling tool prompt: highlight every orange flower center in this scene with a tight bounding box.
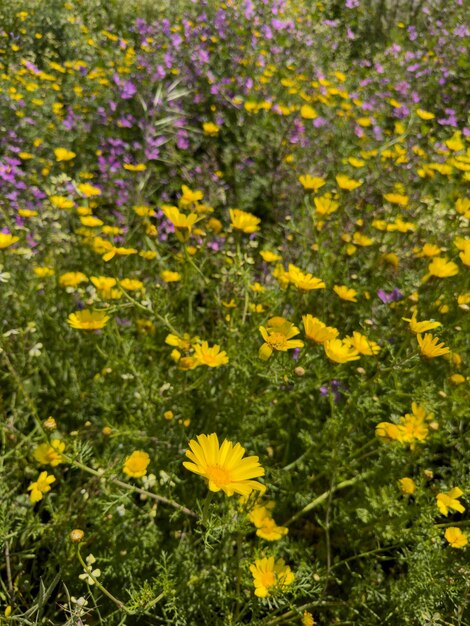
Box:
[266,332,288,349]
[206,465,232,488]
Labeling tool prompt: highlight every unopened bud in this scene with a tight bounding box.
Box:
[70,529,84,543]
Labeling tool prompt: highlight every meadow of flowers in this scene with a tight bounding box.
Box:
[0,0,469,623]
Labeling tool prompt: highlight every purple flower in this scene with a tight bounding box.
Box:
[377,288,404,304]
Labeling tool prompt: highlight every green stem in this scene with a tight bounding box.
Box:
[284,472,371,526]
[77,547,131,614]
[67,458,198,518]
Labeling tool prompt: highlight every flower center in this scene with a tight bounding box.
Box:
[206,465,232,488]
[267,332,287,350]
[260,571,276,589]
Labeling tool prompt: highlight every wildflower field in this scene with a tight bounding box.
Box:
[1,0,469,623]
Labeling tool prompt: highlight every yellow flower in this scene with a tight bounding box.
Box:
[67,309,110,330]
[260,250,282,263]
[415,243,441,257]
[336,174,362,190]
[459,241,470,266]
[249,557,294,598]
[399,477,416,495]
[288,264,325,291]
[314,194,338,215]
[302,611,315,626]
[203,122,220,135]
[120,278,144,291]
[259,317,304,360]
[428,257,459,278]
[33,266,54,278]
[417,108,435,120]
[324,338,360,363]
[436,488,465,516]
[229,208,261,233]
[383,193,409,207]
[302,315,338,344]
[50,195,74,210]
[298,174,325,191]
[179,184,203,207]
[161,205,199,242]
[444,527,468,549]
[183,433,265,497]
[161,270,181,282]
[91,276,117,294]
[193,341,229,367]
[402,311,441,333]
[455,198,470,218]
[344,331,380,355]
[300,104,318,119]
[80,215,103,227]
[123,163,146,171]
[123,450,150,478]
[333,285,358,302]
[417,333,450,358]
[54,147,76,161]
[352,232,374,246]
[27,471,55,503]
[77,183,102,197]
[0,233,20,249]
[34,440,66,466]
[59,271,88,288]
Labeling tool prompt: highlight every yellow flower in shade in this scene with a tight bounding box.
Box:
[287,264,325,291]
[77,183,101,197]
[202,122,220,135]
[444,527,468,549]
[314,194,339,215]
[324,338,360,364]
[50,195,74,210]
[0,233,20,249]
[399,477,416,495]
[436,488,465,516]
[428,257,459,278]
[333,285,358,302]
[229,208,261,233]
[54,147,76,161]
[376,403,431,448]
[193,341,229,367]
[298,175,325,191]
[302,611,315,626]
[449,373,465,385]
[67,309,110,330]
[259,317,304,360]
[27,471,55,503]
[183,433,266,497]
[300,104,318,119]
[459,241,470,266]
[248,502,288,541]
[34,440,65,466]
[402,311,441,333]
[161,205,199,242]
[249,557,294,598]
[302,315,338,344]
[344,331,380,356]
[123,450,150,478]
[179,185,204,207]
[336,174,362,190]
[383,193,409,207]
[260,250,282,263]
[161,270,181,282]
[59,272,88,288]
[417,333,450,358]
